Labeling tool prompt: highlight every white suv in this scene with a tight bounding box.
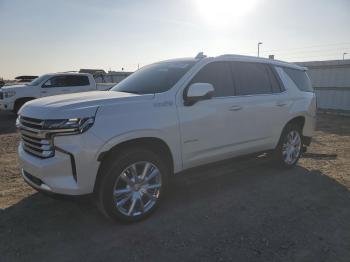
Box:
[17,54,316,222]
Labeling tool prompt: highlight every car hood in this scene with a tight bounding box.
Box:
[19,91,153,119]
[1,84,27,91]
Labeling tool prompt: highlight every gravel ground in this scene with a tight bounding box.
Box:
[0,110,349,262]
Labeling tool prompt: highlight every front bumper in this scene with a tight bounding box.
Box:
[0,100,14,111]
[18,132,103,195]
[302,114,316,138]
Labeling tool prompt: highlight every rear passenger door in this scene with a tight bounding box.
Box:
[228,62,289,153]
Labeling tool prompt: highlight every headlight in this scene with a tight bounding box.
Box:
[4,91,16,98]
[43,117,95,135]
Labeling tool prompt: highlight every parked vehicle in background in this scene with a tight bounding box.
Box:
[16,53,316,222]
[14,75,38,83]
[0,73,114,113]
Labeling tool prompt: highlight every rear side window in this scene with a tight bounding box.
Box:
[190,62,234,97]
[283,68,313,92]
[231,62,272,95]
[66,75,90,86]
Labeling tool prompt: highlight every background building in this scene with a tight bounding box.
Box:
[296,59,350,111]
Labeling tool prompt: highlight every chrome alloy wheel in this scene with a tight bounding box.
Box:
[113,161,162,217]
[282,130,302,165]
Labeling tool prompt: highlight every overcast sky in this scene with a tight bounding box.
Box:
[0,0,349,79]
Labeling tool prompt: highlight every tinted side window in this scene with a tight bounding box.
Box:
[231,62,272,95]
[190,62,234,97]
[66,75,90,86]
[44,76,68,88]
[283,68,313,92]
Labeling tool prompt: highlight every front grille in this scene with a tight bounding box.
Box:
[19,116,54,158]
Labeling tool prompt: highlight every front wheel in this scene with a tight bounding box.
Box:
[96,148,168,223]
[274,124,303,167]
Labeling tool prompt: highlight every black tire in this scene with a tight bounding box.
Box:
[14,98,32,114]
[274,123,303,168]
[95,147,169,223]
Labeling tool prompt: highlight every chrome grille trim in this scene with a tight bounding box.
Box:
[18,116,55,158]
[21,134,50,145]
[22,140,52,151]
[20,117,44,128]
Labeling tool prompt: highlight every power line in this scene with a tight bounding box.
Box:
[240,42,350,56]
[278,49,350,57]
[263,42,350,53]
[278,52,349,60]
[267,47,350,56]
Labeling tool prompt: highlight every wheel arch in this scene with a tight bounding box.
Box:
[15,97,36,105]
[14,97,36,112]
[285,115,305,130]
[94,137,175,193]
[275,115,307,148]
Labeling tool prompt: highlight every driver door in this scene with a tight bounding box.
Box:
[177,61,237,169]
[40,75,69,97]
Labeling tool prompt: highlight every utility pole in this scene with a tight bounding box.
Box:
[258,42,263,57]
[343,52,348,60]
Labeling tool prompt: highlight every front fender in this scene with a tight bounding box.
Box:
[93,129,182,173]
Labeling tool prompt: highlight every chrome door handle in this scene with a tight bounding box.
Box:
[41,91,47,94]
[229,105,242,111]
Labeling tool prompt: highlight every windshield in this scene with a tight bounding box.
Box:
[111,60,197,94]
[27,75,50,86]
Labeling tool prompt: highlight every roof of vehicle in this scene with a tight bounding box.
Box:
[156,57,200,64]
[156,55,307,71]
[42,72,93,77]
[216,54,307,70]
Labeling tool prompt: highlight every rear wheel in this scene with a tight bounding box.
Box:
[96,148,168,223]
[274,124,302,167]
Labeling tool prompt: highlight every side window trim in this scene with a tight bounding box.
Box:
[228,61,237,96]
[269,65,285,92]
[263,64,274,93]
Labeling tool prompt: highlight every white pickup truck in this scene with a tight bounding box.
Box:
[0,73,113,113]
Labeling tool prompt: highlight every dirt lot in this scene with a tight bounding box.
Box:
[0,111,349,262]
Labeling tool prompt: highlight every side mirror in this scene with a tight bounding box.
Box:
[184,83,214,106]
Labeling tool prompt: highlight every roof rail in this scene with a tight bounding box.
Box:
[195,52,206,59]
